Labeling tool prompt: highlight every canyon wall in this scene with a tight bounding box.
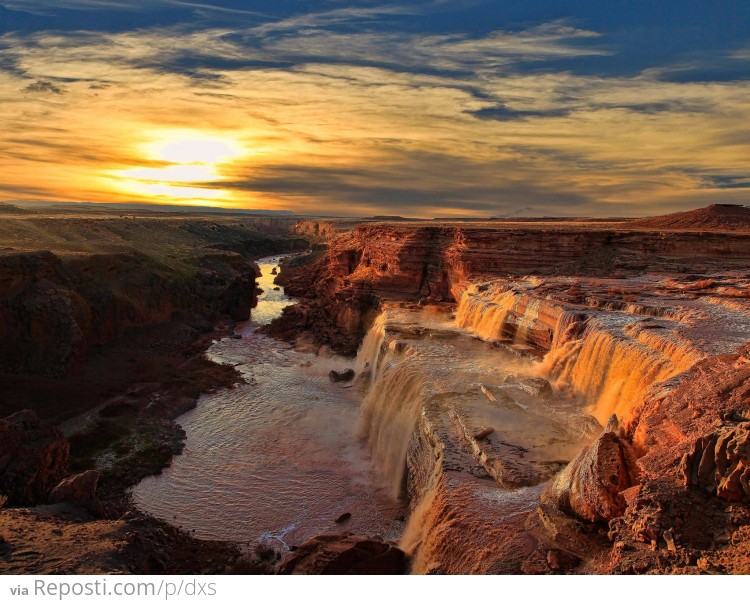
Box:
[276,218,750,573]
[0,217,307,378]
[272,221,750,354]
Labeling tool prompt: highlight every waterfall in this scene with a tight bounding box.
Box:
[354,311,387,388]
[543,322,706,424]
[455,284,568,349]
[455,287,519,342]
[357,343,429,497]
[455,281,706,425]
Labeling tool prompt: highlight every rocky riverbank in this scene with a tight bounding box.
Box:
[0,213,308,574]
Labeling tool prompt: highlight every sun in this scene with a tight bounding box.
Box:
[110,130,245,205]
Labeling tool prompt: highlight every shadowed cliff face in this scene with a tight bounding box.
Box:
[0,217,308,378]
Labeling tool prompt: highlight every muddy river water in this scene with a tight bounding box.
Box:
[132,255,404,547]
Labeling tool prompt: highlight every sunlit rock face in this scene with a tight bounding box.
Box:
[680,423,750,503]
[270,220,750,573]
[274,221,750,355]
[543,416,637,523]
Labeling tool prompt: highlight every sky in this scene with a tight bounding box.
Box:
[1,1,749,217]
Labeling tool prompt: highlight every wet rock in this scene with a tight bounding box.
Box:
[48,470,102,514]
[663,528,677,552]
[334,512,352,524]
[271,267,278,275]
[679,422,750,502]
[543,415,636,522]
[0,410,69,506]
[276,534,406,575]
[329,369,356,383]
[503,375,553,399]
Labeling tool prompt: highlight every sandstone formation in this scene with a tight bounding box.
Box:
[275,533,406,575]
[543,416,637,523]
[0,215,306,378]
[680,423,750,502]
[48,470,102,514]
[4,206,750,575]
[271,220,750,354]
[0,410,69,506]
[275,211,750,574]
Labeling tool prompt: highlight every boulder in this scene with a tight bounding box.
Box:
[329,369,356,383]
[542,415,636,522]
[48,470,102,514]
[0,410,69,506]
[276,534,406,575]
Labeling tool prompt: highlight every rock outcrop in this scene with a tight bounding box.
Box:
[275,534,406,575]
[630,204,750,231]
[0,410,69,506]
[48,470,102,514]
[329,369,355,383]
[543,416,637,523]
[0,216,306,378]
[679,422,750,502]
[270,220,750,353]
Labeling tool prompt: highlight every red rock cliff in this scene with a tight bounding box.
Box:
[272,222,750,353]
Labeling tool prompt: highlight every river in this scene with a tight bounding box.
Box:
[132,255,404,548]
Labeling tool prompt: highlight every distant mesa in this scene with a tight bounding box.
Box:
[631,203,750,231]
[0,203,29,214]
[368,215,413,221]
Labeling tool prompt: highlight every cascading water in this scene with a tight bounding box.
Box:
[542,318,708,424]
[353,303,596,573]
[454,287,519,341]
[455,281,711,425]
[354,311,388,388]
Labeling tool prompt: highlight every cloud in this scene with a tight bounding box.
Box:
[0,9,749,216]
[21,79,64,93]
[2,1,163,15]
[700,175,750,190]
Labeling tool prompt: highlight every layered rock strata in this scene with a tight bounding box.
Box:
[284,219,750,574]
[272,222,750,354]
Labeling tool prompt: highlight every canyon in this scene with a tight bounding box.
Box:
[1,204,750,574]
[269,204,750,573]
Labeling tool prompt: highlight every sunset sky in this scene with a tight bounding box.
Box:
[1,1,749,217]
